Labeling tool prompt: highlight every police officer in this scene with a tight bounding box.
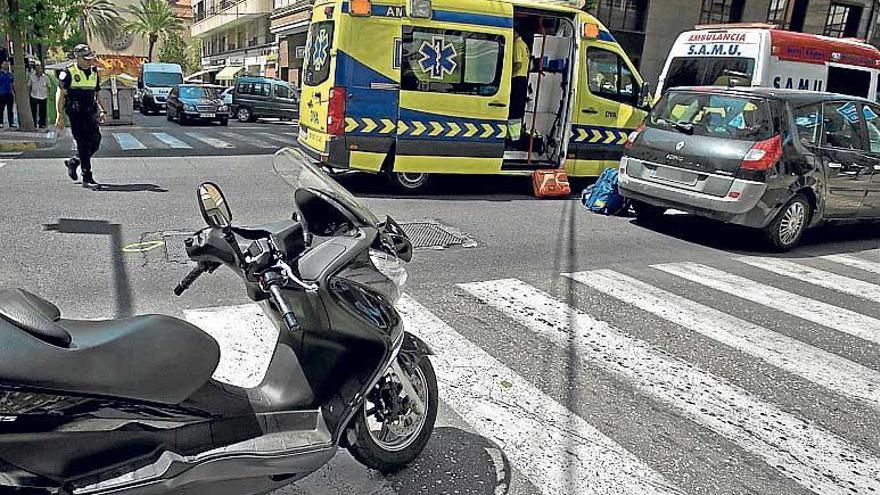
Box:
[55,44,106,188]
[508,30,530,147]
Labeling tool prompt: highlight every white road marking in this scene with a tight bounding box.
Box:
[654,262,880,346]
[219,131,277,149]
[112,132,147,150]
[185,132,234,149]
[0,162,5,168]
[152,132,192,149]
[737,256,880,304]
[822,252,880,276]
[397,295,683,495]
[184,303,277,388]
[568,269,880,411]
[460,279,880,495]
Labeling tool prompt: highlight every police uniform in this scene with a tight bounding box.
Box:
[59,62,102,185]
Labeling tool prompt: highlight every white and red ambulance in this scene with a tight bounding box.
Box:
[656,24,880,101]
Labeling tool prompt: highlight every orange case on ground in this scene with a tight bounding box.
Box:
[532,170,571,198]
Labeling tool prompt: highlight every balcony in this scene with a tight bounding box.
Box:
[191,0,273,38]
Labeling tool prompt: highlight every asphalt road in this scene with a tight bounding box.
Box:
[16,111,298,159]
[1,153,880,495]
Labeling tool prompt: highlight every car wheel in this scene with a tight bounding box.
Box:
[220,118,229,126]
[140,105,147,115]
[237,106,254,122]
[166,108,173,121]
[764,193,810,252]
[633,200,666,224]
[389,171,431,193]
[179,113,188,126]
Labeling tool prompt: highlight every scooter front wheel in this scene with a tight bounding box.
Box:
[347,354,438,473]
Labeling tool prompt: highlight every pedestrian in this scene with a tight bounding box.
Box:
[55,44,107,188]
[28,63,50,128]
[0,61,16,129]
[507,30,530,147]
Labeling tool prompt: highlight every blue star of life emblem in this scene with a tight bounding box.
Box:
[312,28,330,71]
[418,36,457,80]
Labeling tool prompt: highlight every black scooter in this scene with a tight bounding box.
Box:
[0,149,438,494]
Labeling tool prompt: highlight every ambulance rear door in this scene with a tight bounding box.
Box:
[395,1,514,175]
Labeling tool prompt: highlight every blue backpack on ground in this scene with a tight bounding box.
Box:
[582,168,628,215]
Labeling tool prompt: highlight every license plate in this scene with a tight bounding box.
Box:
[200,113,216,118]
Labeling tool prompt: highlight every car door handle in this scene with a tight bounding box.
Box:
[488,101,507,108]
[828,162,843,169]
[582,108,599,114]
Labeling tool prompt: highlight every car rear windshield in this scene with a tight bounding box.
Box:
[304,20,334,86]
[649,91,773,141]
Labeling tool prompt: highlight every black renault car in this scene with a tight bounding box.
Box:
[620,87,880,250]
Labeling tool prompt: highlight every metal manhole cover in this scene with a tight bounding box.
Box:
[398,221,476,250]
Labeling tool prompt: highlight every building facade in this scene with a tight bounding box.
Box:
[191,0,278,81]
[270,0,313,85]
[590,0,880,86]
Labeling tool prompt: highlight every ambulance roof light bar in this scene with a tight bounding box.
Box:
[693,22,779,30]
[409,0,432,18]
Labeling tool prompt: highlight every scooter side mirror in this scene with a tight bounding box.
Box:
[197,182,232,228]
[381,216,413,262]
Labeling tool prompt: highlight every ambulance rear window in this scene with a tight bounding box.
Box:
[304,21,335,86]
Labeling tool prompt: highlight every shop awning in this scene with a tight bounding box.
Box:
[216,66,245,81]
[185,66,222,82]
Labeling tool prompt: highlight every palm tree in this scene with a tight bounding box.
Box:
[67,0,123,46]
[126,0,183,62]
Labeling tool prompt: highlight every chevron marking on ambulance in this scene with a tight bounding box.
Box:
[617,131,629,145]
[496,124,507,139]
[575,128,589,142]
[603,130,618,144]
[480,123,494,138]
[379,118,396,134]
[345,118,358,133]
[397,120,410,135]
[361,118,378,134]
[447,122,461,137]
[429,121,445,137]
[463,122,479,138]
[589,129,604,143]
[409,121,425,136]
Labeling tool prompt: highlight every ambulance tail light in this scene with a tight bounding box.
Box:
[350,0,371,16]
[740,134,782,171]
[409,0,432,18]
[327,87,346,136]
[624,124,646,150]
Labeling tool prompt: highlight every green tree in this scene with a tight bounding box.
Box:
[157,32,190,71]
[126,0,183,62]
[0,0,79,131]
[63,0,122,46]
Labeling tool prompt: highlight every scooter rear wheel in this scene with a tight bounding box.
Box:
[347,354,438,473]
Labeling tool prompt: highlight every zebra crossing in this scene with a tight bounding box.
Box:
[184,249,880,495]
[101,129,297,153]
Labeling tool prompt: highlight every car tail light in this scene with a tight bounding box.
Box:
[624,124,646,150]
[327,87,346,136]
[740,134,782,171]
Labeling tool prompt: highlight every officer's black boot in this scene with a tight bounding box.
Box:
[64,157,79,181]
[82,171,97,189]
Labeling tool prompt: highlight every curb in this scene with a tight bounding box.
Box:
[0,141,38,152]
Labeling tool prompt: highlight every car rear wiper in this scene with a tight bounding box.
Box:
[655,118,694,135]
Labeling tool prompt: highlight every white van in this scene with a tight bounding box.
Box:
[656,24,880,101]
[136,62,184,114]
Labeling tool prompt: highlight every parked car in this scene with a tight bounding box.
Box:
[619,87,880,251]
[166,84,230,126]
[232,76,298,122]
[221,86,233,106]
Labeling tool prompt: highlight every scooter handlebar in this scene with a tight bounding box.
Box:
[174,263,210,296]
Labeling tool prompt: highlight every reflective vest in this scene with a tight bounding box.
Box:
[67,64,98,90]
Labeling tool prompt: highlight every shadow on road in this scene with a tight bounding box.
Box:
[91,183,168,193]
[388,427,518,495]
[41,218,132,317]
[632,213,880,256]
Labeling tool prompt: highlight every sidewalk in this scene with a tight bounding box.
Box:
[0,127,56,152]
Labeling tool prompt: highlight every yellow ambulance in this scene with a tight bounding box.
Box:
[297,0,650,191]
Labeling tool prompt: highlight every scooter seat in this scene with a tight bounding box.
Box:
[0,288,221,405]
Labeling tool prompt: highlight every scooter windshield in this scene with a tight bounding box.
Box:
[273,147,380,227]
